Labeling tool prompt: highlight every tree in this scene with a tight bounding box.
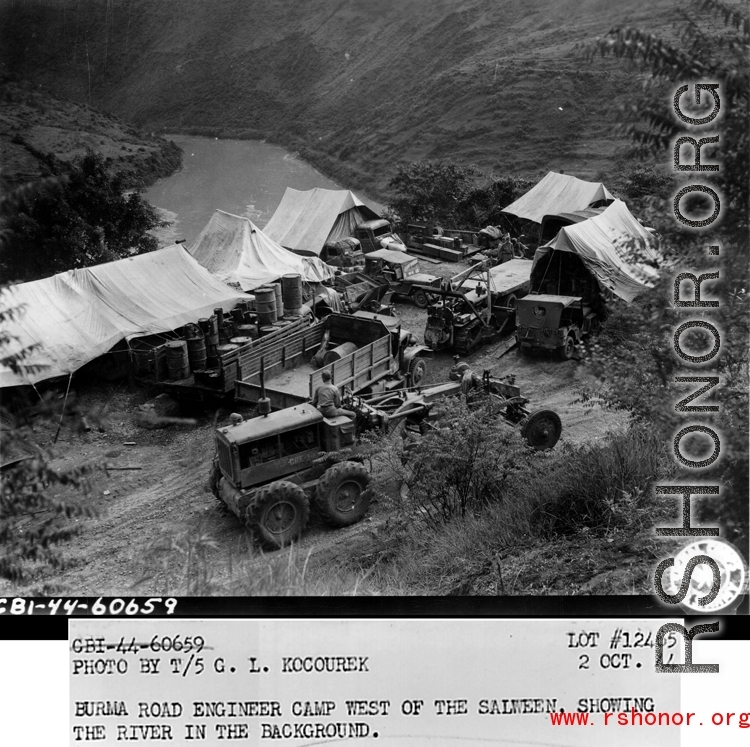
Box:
[0,288,99,584]
[582,0,749,546]
[387,160,534,231]
[0,150,166,283]
[387,160,482,229]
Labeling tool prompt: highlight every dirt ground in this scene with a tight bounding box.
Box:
[2,265,628,597]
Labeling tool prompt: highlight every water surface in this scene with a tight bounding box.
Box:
[146,135,383,245]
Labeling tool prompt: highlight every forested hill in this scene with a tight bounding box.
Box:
[0,0,706,197]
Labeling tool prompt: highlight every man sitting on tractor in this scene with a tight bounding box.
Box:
[312,370,356,422]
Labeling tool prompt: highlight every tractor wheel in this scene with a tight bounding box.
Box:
[412,289,429,308]
[558,334,575,361]
[521,409,562,451]
[247,481,310,550]
[407,357,427,387]
[315,461,371,527]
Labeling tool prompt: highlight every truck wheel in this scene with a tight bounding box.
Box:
[247,481,310,550]
[412,289,429,308]
[519,343,533,356]
[521,409,562,450]
[407,357,427,387]
[558,334,575,361]
[316,461,371,527]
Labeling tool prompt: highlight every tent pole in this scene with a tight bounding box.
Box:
[53,372,74,444]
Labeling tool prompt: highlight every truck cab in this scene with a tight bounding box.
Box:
[355,219,407,254]
[320,237,364,268]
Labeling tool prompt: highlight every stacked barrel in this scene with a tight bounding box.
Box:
[161,277,306,382]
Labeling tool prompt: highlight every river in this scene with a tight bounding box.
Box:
[146,135,383,246]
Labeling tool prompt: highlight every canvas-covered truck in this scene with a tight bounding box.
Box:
[233,311,432,409]
[209,362,562,549]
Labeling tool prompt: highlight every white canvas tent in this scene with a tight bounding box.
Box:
[263,187,380,256]
[186,209,334,291]
[502,171,614,225]
[531,199,659,302]
[0,245,250,388]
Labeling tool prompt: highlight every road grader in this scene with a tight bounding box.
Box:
[209,361,561,549]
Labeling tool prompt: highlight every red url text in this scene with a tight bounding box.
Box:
[550,709,750,727]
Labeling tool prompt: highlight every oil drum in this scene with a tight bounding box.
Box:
[185,335,207,371]
[323,341,358,365]
[282,273,303,316]
[165,340,190,380]
[255,286,277,326]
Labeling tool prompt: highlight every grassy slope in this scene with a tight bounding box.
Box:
[0,0,693,198]
[0,79,182,190]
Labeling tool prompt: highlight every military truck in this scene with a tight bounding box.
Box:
[515,246,605,359]
[516,295,598,360]
[363,249,442,308]
[233,311,432,410]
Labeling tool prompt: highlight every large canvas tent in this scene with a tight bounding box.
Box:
[0,245,249,388]
[186,209,335,291]
[530,199,659,302]
[502,172,614,225]
[263,188,380,256]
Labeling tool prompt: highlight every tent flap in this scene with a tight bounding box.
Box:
[0,245,249,387]
[502,171,614,224]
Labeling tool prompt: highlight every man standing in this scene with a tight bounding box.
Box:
[311,370,356,421]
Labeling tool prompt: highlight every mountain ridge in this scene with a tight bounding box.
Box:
[0,0,707,197]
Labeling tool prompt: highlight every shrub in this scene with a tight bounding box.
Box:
[398,397,535,529]
[532,425,670,535]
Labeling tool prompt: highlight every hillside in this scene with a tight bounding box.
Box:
[0,79,181,191]
[0,0,704,199]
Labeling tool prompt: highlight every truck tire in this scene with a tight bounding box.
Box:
[315,461,371,527]
[521,409,562,450]
[558,334,575,361]
[247,481,310,550]
[412,289,429,308]
[407,357,427,387]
